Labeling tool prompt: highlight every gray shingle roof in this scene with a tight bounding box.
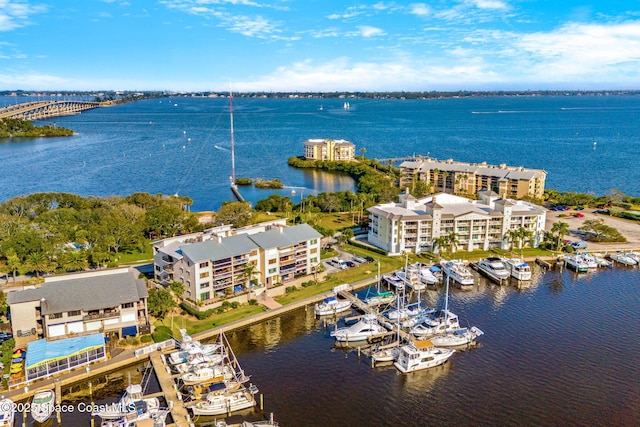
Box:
[7,270,147,315]
[180,234,260,262]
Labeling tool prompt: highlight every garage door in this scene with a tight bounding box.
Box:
[48,324,65,337]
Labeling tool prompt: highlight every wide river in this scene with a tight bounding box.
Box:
[1,95,640,210]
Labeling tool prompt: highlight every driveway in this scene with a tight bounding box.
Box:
[545,209,640,252]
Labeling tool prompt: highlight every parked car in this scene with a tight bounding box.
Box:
[574,213,585,218]
[352,256,366,264]
[346,261,356,268]
[570,241,588,250]
[364,256,375,263]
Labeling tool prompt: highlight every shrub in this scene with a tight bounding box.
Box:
[230,301,240,309]
[285,286,297,294]
[151,326,173,342]
[140,335,153,343]
[248,299,258,305]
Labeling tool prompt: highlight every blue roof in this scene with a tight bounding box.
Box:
[26,333,105,369]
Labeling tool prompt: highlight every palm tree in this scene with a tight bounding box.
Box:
[359,147,366,159]
[432,236,449,257]
[3,254,21,285]
[513,227,533,258]
[505,228,519,252]
[447,231,460,253]
[243,263,259,289]
[551,221,570,251]
[25,252,49,278]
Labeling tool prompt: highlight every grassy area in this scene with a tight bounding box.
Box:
[314,213,356,231]
[154,304,267,337]
[118,243,154,264]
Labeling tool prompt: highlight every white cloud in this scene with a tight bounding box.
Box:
[409,3,431,17]
[466,0,509,10]
[354,25,386,37]
[0,0,47,31]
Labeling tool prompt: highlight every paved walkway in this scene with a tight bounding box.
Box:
[259,294,282,310]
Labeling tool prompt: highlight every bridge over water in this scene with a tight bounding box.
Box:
[0,100,105,120]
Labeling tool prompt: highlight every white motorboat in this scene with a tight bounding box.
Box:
[476,257,510,282]
[191,386,258,416]
[564,255,589,272]
[441,260,475,287]
[181,364,235,385]
[592,253,612,268]
[0,398,14,427]
[579,253,598,269]
[430,326,484,347]
[411,310,460,337]
[385,301,432,322]
[314,296,352,316]
[330,314,387,342]
[382,274,405,290]
[606,252,637,266]
[503,258,532,281]
[394,340,455,373]
[99,408,169,427]
[31,389,55,423]
[418,264,439,286]
[371,344,400,363]
[94,384,160,420]
[397,270,426,291]
[363,290,395,307]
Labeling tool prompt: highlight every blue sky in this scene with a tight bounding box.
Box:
[1,1,639,92]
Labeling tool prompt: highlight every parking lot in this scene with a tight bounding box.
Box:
[545,208,640,252]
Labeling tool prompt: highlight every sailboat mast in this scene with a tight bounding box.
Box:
[229,90,236,185]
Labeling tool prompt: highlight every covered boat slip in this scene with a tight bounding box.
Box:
[25,333,106,381]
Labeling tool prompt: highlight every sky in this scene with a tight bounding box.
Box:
[1,0,640,92]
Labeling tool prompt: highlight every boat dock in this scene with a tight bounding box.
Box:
[149,351,192,427]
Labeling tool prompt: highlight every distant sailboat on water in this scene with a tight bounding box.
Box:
[343,102,350,110]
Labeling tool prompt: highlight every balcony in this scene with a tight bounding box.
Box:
[83,309,120,322]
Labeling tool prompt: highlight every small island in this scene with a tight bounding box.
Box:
[0,118,74,138]
[254,178,284,189]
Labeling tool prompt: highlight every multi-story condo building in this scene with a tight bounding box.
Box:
[399,157,546,200]
[303,138,356,161]
[153,220,322,303]
[7,268,149,346]
[367,190,546,255]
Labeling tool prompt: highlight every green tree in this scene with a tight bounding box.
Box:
[169,281,185,298]
[214,202,252,228]
[551,221,570,251]
[24,252,49,277]
[147,288,176,319]
[432,236,449,257]
[447,231,460,253]
[60,250,89,272]
[2,254,21,285]
[359,147,366,159]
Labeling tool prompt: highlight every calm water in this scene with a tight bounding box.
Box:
[1,95,639,210]
[223,265,640,427]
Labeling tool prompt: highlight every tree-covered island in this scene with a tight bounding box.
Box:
[0,118,74,138]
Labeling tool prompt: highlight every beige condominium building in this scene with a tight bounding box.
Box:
[367,190,546,255]
[303,138,356,161]
[153,220,322,303]
[399,157,546,200]
[7,267,149,346]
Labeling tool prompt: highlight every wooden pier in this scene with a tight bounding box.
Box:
[149,351,192,427]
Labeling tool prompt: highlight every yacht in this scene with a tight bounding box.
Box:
[607,252,637,266]
[418,264,439,286]
[330,314,387,342]
[191,386,259,416]
[564,255,589,272]
[363,290,395,307]
[476,257,510,283]
[314,296,352,316]
[393,340,455,373]
[430,326,484,347]
[503,258,532,281]
[441,260,475,288]
[411,310,460,338]
[31,389,55,423]
[94,384,166,422]
[382,274,405,291]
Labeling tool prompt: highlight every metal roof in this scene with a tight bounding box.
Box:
[26,333,105,369]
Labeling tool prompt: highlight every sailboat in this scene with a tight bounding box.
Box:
[371,292,402,364]
[343,101,350,110]
[429,277,484,347]
[363,262,394,307]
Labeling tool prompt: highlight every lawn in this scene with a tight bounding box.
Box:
[314,213,356,231]
[154,304,267,337]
